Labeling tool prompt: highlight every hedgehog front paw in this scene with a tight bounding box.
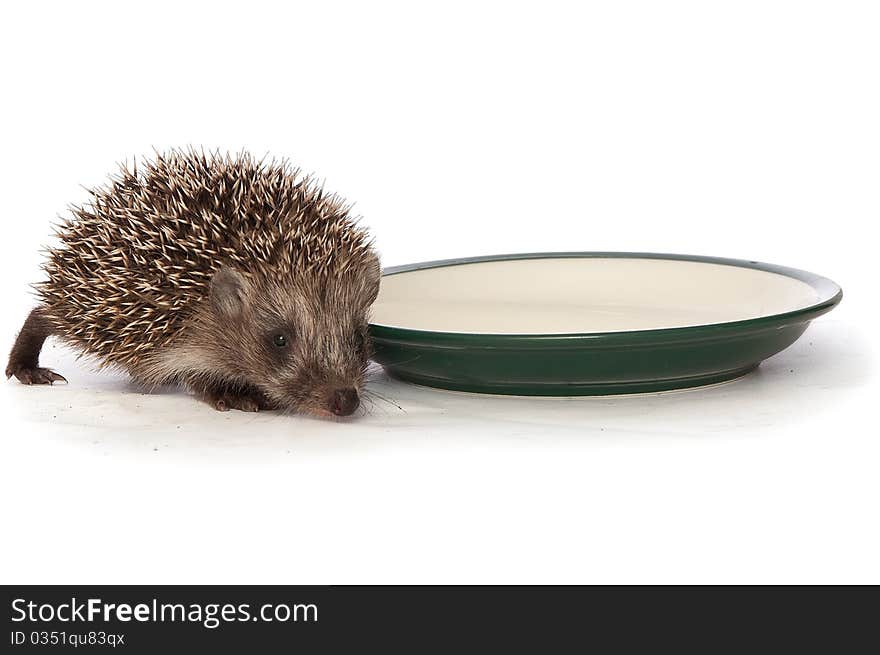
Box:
[207,391,262,413]
[7,366,67,385]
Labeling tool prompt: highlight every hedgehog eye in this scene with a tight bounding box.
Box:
[272,333,288,348]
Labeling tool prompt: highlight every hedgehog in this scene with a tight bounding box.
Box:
[6,149,381,417]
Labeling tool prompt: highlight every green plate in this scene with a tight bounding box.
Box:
[368,252,842,396]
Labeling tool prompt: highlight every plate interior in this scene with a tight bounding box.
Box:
[370,257,820,334]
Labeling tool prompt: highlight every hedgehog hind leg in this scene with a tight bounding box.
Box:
[6,307,67,385]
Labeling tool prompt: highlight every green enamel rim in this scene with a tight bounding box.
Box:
[368,252,842,396]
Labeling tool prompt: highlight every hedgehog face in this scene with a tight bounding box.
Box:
[209,264,379,416]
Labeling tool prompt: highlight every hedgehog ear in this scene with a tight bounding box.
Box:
[210,266,250,317]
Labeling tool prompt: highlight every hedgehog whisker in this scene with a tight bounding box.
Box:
[358,394,377,417]
[359,392,396,418]
[362,387,405,413]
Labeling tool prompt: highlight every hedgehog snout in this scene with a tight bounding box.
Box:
[328,388,359,416]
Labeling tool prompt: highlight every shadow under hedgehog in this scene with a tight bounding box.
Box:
[6,149,381,417]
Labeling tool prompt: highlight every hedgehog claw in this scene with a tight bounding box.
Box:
[208,392,261,413]
[9,367,67,386]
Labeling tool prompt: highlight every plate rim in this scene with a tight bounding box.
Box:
[368,251,843,347]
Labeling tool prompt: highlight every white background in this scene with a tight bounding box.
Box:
[1,1,876,584]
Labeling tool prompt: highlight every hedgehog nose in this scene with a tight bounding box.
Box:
[330,388,359,416]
